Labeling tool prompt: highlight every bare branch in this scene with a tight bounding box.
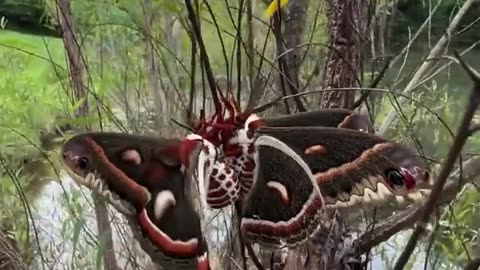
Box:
[378,0,477,135]
[469,125,480,136]
[0,231,28,270]
[184,0,221,114]
[351,57,391,110]
[393,53,480,270]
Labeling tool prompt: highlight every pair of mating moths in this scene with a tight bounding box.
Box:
[62,108,431,270]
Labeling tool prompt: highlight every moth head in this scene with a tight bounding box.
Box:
[62,137,97,178]
[382,144,432,195]
[384,167,415,191]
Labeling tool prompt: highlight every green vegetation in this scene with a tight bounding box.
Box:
[0,0,479,269]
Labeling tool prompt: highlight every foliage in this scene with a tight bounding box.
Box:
[0,0,478,269]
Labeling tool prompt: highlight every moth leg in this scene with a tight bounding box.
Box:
[184,134,242,209]
[205,160,241,208]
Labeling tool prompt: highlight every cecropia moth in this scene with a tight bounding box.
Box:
[179,94,432,248]
[62,134,209,270]
[61,104,432,265]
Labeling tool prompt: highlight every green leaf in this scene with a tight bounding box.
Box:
[69,97,87,113]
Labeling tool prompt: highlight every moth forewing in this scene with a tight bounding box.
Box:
[255,126,431,210]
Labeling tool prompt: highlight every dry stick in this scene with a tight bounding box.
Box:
[351,57,392,110]
[378,0,476,135]
[245,243,266,270]
[393,52,480,270]
[184,0,222,115]
[389,0,443,71]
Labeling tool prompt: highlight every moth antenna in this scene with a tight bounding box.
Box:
[171,118,195,132]
[212,82,225,122]
[251,96,283,114]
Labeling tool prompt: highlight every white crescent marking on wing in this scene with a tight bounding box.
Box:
[267,181,289,204]
[121,149,142,165]
[242,133,328,247]
[141,209,199,246]
[153,190,176,220]
[253,135,325,209]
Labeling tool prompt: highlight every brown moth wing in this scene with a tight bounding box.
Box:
[255,127,430,209]
[240,135,327,248]
[62,132,209,269]
[262,109,374,133]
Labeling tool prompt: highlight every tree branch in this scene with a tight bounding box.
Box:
[378,0,477,135]
[351,57,391,110]
[393,52,480,270]
[184,0,221,114]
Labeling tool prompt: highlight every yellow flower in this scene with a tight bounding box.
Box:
[264,0,289,19]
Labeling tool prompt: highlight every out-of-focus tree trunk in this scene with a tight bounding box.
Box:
[320,0,368,109]
[141,0,169,131]
[55,1,120,270]
[296,0,368,268]
[284,0,310,92]
[271,2,308,113]
[274,0,313,268]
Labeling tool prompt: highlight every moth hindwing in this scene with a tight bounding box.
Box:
[240,135,327,247]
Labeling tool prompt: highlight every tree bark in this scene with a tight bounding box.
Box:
[141,0,169,131]
[320,0,368,109]
[284,0,310,91]
[55,1,120,269]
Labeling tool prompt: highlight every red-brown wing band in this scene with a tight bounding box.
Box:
[240,135,327,247]
[137,209,199,256]
[81,137,152,208]
[257,127,431,209]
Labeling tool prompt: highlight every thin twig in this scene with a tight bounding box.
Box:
[393,52,480,270]
[245,243,266,270]
[378,0,477,135]
[351,57,392,109]
[184,0,222,114]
